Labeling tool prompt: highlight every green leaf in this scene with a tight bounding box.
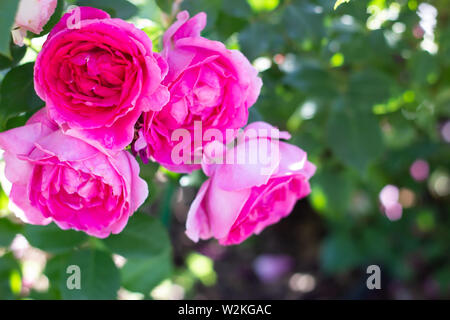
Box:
[334,0,350,10]
[312,168,353,219]
[327,100,384,173]
[23,223,87,254]
[181,0,222,31]
[155,0,174,14]
[76,0,138,19]
[2,111,32,131]
[248,106,263,124]
[283,61,336,98]
[40,254,68,299]
[408,51,439,86]
[215,12,248,41]
[0,0,19,58]
[0,253,21,299]
[321,232,361,274]
[0,41,27,71]
[247,0,279,12]
[238,22,283,61]
[103,213,171,259]
[121,250,172,294]
[0,218,22,247]
[283,2,324,41]
[222,0,251,18]
[59,249,120,300]
[348,70,394,107]
[0,62,44,124]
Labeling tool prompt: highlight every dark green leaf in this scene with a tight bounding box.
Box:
[0,218,22,247]
[312,168,353,218]
[408,51,439,86]
[327,100,384,173]
[0,253,21,299]
[39,254,69,299]
[0,0,19,58]
[248,106,263,124]
[320,232,361,274]
[121,250,172,294]
[59,249,120,300]
[0,62,44,123]
[348,70,394,107]
[181,0,222,31]
[283,61,337,98]
[2,111,32,131]
[23,223,87,254]
[0,41,27,71]
[238,22,283,61]
[215,12,248,41]
[76,0,138,19]
[222,0,251,18]
[283,1,324,41]
[103,213,171,259]
[155,0,174,14]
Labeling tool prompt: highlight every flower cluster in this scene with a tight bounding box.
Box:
[1,5,315,245]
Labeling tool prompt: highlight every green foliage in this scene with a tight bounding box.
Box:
[283,2,324,41]
[0,218,23,247]
[105,213,173,294]
[58,249,120,300]
[23,224,88,254]
[155,0,174,14]
[0,62,44,127]
[181,0,222,31]
[0,41,26,71]
[0,0,19,58]
[0,253,21,299]
[103,213,170,259]
[76,0,138,19]
[222,0,252,19]
[0,0,449,300]
[327,100,384,173]
[121,250,172,294]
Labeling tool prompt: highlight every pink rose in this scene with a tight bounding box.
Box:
[34,7,169,151]
[134,11,262,172]
[0,109,148,238]
[185,122,315,245]
[12,0,58,46]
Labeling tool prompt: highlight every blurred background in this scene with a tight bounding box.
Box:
[0,0,449,300]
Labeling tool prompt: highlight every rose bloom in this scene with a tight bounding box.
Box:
[34,7,169,151]
[0,109,148,238]
[185,122,315,245]
[12,0,57,46]
[134,11,262,172]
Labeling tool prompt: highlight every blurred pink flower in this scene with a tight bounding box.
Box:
[384,202,403,221]
[379,185,403,221]
[379,184,399,207]
[410,159,430,182]
[441,120,450,143]
[253,254,293,283]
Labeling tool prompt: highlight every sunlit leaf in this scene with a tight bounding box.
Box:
[334,0,350,10]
